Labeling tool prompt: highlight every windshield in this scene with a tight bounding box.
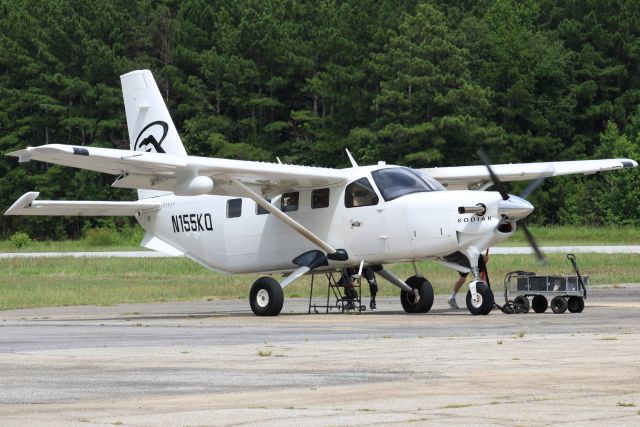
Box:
[410,169,447,191]
[371,167,444,201]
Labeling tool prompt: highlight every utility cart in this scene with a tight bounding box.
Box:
[502,254,588,314]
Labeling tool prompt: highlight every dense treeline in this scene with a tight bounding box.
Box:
[1,0,638,239]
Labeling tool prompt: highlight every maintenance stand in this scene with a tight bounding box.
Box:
[308,272,366,313]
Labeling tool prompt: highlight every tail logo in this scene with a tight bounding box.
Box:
[134,121,168,153]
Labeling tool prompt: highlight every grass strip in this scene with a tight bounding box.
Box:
[2,226,639,252]
[1,253,638,310]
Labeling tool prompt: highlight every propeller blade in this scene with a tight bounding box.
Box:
[519,176,546,200]
[477,149,545,264]
[520,222,546,264]
[476,149,510,200]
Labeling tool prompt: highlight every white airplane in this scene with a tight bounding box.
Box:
[5,70,637,316]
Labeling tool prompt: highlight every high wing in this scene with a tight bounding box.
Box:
[423,159,638,190]
[7,144,348,198]
[4,192,161,216]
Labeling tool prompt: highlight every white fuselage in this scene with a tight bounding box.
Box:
[136,166,515,274]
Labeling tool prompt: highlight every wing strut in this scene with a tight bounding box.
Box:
[229,180,347,259]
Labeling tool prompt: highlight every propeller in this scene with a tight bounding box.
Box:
[519,174,546,200]
[476,149,547,264]
[477,149,509,201]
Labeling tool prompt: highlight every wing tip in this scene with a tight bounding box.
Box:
[6,147,32,162]
[4,191,40,215]
[120,69,150,78]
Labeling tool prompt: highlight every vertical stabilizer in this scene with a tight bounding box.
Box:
[121,70,187,199]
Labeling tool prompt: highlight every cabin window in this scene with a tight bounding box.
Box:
[226,198,242,218]
[281,192,299,212]
[344,178,379,208]
[311,188,330,209]
[256,199,271,215]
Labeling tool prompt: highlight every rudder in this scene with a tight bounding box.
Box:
[121,70,187,199]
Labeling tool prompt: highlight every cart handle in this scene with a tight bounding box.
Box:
[567,253,587,299]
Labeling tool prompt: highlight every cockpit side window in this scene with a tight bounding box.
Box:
[344,178,379,208]
[371,167,443,201]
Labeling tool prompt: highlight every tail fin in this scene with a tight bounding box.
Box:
[121,70,186,199]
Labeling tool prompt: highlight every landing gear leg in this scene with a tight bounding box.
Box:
[372,266,434,314]
[465,260,494,315]
[250,249,328,316]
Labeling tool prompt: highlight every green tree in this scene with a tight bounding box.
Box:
[559,120,640,225]
[369,3,501,166]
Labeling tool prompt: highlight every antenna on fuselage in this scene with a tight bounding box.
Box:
[345,148,359,168]
[276,157,282,164]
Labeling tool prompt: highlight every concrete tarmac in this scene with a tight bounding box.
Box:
[0,287,639,426]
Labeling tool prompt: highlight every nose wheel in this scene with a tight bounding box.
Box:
[466,281,494,315]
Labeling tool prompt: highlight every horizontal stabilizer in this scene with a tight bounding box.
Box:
[4,192,161,216]
[140,233,185,256]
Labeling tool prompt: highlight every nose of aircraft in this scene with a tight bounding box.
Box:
[498,195,534,221]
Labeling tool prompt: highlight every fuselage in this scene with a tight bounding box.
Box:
[136,165,517,274]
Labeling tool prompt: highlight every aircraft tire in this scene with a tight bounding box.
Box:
[532,295,548,313]
[567,296,584,313]
[400,276,434,313]
[249,277,284,316]
[551,296,568,314]
[465,282,494,315]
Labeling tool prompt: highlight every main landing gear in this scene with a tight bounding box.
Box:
[248,249,335,316]
[400,276,435,313]
[249,277,284,316]
[372,267,434,314]
[354,266,436,314]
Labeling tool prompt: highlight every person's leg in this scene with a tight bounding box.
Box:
[448,274,466,308]
[345,285,357,300]
[364,269,378,309]
[453,275,466,294]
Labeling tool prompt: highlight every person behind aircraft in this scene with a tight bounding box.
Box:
[448,250,490,309]
[362,267,378,310]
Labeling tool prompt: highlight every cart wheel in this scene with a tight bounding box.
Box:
[551,296,568,314]
[567,296,584,313]
[531,295,548,313]
[513,295,530,313]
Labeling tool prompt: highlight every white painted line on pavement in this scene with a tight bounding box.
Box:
[1,246,639,259]
[0,251,178,259]
[491,246,640,254]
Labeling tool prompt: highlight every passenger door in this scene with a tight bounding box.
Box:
[344,177,386,256]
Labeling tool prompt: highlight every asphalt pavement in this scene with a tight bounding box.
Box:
[0,287,639,426]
